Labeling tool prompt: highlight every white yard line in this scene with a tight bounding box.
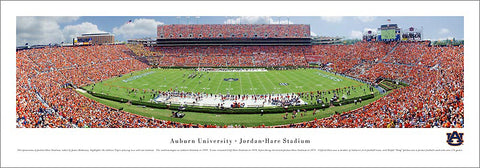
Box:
[204,71,218,93]
[289,70,317,92]
[238,71,243,95]
[228,79,232,94]
[180,70,200,92]
[273,71,296,94]
[246,73,257,95]
[214,73,224,94]
[163,70,187,91]
[252,72,268,94]
[262,71,288,94]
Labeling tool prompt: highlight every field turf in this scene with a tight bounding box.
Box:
[79,91,383,127]
[86,68,371,105]
[81,68,382,126]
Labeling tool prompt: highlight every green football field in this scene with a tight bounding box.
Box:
[82,68,382,126]
[87,68,370,103]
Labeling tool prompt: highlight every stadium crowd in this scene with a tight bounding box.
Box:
[147,45,310,67]
[16,44,249,128]
[270,42,464,128]
[16,45,174,128]
[158,24,310,39]
[16,40,463,128]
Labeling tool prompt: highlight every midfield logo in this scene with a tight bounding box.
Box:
[446,131,464,146]
[224,78,238,82]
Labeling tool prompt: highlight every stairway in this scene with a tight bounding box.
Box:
[378,42,399,63]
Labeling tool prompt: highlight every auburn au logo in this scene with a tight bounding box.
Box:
[446,131,464,146]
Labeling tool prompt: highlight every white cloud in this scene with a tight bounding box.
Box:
[439,28,450,35]
[356,16,375,23]
[434,36,454,41]
[54,16,80,23]
[16,16,80,46]
[320,16,343,23]
[349,30,363,39]
[113,18,164,39]
[346,28,377,39]
[63,22,105,41]
[224,16,293,24]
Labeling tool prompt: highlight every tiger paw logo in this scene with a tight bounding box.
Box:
[446,131,464,146]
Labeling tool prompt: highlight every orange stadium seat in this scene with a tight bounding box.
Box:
[16,38,463,128]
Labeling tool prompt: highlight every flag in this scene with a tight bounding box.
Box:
[387,18,391,22]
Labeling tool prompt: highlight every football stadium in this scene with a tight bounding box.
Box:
[16,22,464,128]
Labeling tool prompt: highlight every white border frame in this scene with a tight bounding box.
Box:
[2,1,479,167]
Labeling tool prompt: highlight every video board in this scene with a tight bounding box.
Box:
[381,29,396,39]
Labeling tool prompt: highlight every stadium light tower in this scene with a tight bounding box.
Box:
[225,16,230,24]
[195,16,200,24]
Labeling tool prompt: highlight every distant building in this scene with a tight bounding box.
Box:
[76,33,114,45]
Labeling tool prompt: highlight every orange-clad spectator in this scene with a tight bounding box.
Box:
[16,41,463,128]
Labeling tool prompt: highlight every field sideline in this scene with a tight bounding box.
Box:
[80,68,383,126]
[79,90,384,127]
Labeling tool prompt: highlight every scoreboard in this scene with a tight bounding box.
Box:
[381,29,396,39]
[378,24,401,41]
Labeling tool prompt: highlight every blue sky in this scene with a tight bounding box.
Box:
[17,16,464,46]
